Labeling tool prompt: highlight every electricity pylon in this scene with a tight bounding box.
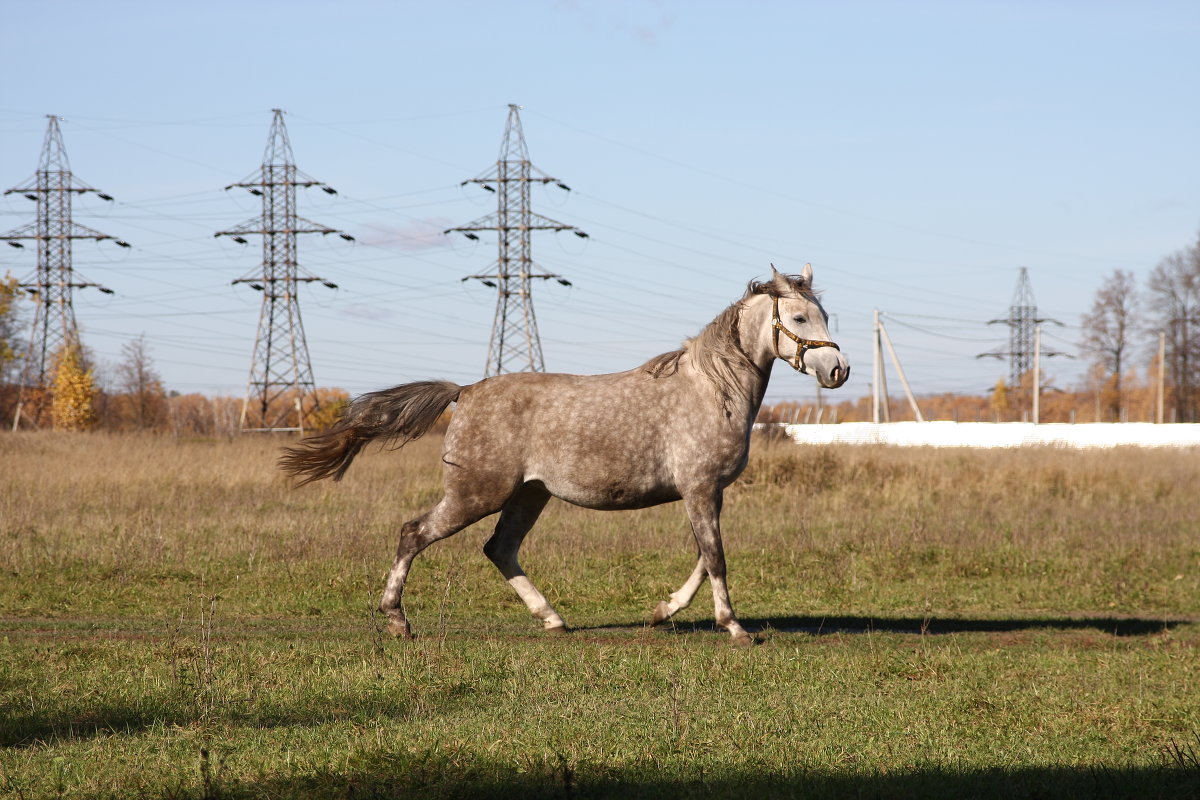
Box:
[1,115,127,395]
[445,104,587,376]
[978,267,1064,387]
[216,109,354,433]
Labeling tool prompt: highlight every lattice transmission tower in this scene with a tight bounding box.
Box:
[216,109,354,433]
[978,267,1064,387]
[2,115,128,395]
[445,104,587,376]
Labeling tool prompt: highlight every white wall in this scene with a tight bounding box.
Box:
[773,422,1200,449]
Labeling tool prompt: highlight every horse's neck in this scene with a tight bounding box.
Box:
[683,305,775,427]
[727,299,778,424]
[732,351,774,426]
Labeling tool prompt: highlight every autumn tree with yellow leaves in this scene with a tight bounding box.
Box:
[51,342,98,431]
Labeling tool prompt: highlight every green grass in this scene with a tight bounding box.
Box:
[1,432,1199,798]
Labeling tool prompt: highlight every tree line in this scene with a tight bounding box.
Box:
[2,228,1199,430]
[1081,231,1200,423]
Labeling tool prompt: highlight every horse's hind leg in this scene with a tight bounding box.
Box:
[380,496,493,639]
[483,483,567,633]
[650,556,708,626]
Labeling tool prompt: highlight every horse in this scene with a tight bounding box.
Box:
[280,264,849,646]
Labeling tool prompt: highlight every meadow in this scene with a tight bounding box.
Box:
[1,431,1198,798]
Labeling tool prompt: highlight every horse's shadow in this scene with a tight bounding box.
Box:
[581,614,1189,638]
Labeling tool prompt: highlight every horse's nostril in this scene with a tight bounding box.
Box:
[830,366,843,384]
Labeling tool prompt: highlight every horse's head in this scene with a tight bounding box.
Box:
[762,263,849,389]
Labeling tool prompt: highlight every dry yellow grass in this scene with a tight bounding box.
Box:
[2,430,1196,623]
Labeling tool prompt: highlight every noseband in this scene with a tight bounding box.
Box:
[770,295,840,373]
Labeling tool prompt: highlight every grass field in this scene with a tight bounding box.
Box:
[2,431,1199,798]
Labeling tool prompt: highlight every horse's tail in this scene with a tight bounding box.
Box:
[279,380,462,486]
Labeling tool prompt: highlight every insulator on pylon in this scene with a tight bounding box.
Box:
[322,281,338,289]
[115,240,131,248]
[7,242,23,248]
[24,194,36,201]
[573,230,589,238]
[464,233,479,241]
[482,185,496,193]
[99,287,115,295]
[322,187,337,195]
[482,280,497,288]
[249,189,263,196]
[232,236,248,244]
[339,233,354,242]
[250,283,264,291]
[98,193,114,201]
[557,278,572,286]
[556,183,571,191]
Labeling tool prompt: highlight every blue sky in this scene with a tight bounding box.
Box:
[2,1,1198,407]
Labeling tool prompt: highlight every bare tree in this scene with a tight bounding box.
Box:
[115,334,167,430]
[1080,269,1138,421]
[1147,240,1200,422]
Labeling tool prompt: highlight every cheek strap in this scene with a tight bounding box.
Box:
[771,295,840,373]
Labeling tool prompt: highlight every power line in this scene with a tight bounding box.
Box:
[215,109,355,433]
[977,267,1066,388]
[1,115,130,422]
[444,105,586,377]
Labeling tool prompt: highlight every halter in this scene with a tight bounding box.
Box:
[770,294,840,373]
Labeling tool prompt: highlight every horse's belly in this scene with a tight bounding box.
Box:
[545,479,681,511]
[528,462,679,511]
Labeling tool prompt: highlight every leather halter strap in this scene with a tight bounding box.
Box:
[771,294,840,373]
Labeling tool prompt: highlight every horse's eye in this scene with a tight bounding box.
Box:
[793,315,806,325]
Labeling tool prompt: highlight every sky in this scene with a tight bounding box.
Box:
[2,0,1198,409]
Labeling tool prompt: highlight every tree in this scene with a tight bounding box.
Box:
[51,342,98,431]
[114,334,167,430]
[1147,240,1200,422]
[0,272,22,386]
[989,378,1010,421]
[303,387,351,433]
[1080,269,1138,421]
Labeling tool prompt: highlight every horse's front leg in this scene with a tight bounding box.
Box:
[681,488,753,647]
[650,556,707,626]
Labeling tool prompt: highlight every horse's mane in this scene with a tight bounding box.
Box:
[643,272,814,409]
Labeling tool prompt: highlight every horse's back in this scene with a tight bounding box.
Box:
[444,369,686,510]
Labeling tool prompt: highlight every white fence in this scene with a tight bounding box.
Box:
[773,421,1200,449]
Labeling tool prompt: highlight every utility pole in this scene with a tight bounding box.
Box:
[1156,331,1166,424]
[445,104,587,377]
[2,115,128,427]
[216,109,354,433]
[1032,325,1041,424]
[978,267,1065,409]
[878,314,925,422]
[871,309,890,423]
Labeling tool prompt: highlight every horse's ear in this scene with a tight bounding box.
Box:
[769,263,791,294]
[800,262,813,288]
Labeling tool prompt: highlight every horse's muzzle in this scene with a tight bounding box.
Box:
[823,363,850,389]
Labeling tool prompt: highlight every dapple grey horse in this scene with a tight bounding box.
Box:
[281,265,849,645]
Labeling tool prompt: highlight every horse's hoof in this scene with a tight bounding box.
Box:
[731,632,755,648]
[650,601,672,626]
[386,618,412,639]
[544,624,569,636]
